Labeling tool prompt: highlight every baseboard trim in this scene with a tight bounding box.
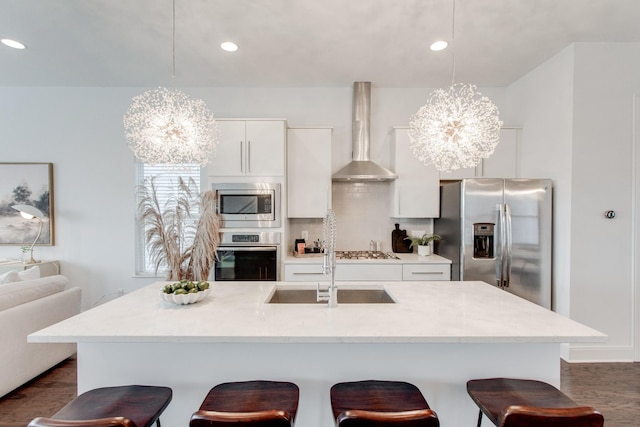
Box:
[565,344,635,362]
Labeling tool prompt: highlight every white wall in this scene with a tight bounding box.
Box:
[506,46,575,317]
[568,42,640,361]
[0,85,505,310]
[507,42,640,361]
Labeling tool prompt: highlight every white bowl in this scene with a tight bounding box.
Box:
[161,288,211,305]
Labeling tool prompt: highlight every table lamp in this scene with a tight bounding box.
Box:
[12,204,45,264]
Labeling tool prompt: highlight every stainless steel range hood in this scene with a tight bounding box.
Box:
[332,82,397,181]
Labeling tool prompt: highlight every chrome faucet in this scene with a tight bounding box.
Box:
[317,209,337,307]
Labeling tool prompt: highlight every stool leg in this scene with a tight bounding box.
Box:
[476,409,483,427]
[156,419,161,427]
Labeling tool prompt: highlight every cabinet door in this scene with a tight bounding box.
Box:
[246,121,286,176]
[390,128,440,218]
[335,264,403,281]
[402,264,451,281]
[439,166,478,180]
[287,128,332,218]
[284,264,326,281]
[209,121,245,176]
[481,128,519,178]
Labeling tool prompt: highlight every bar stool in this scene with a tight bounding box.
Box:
[466,378,604,427]
[330,380,439,427]
[190,380,300,427]
[28,385,173,427]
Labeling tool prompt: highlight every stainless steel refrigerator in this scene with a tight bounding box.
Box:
[434,179,553,309]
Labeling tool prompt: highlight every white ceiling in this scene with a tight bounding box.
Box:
[2,0,640,88]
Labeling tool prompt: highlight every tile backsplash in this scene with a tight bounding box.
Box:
[288,182,433,252]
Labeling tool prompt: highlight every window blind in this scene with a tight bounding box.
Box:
[134,162,201,275]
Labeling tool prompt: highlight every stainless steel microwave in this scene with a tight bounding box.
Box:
[212,183,280,228]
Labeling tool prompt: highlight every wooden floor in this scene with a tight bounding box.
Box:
[0,356,638,427]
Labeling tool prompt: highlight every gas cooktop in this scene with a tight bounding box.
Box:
[335,251,401,260]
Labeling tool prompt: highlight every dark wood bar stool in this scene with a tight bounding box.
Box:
[190,380,300,427]
[330,380,439,427]
[28,385,173,427]
[466,378,604,427]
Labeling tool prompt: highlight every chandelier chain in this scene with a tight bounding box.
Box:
[451,0,456,87]
[172,0,176,83]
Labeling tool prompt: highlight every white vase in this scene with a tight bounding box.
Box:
[417,245,431,256]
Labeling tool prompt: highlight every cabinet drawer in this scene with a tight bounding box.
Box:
[402,264,451,281]
[336,264,402,281]
[284,264,325,281]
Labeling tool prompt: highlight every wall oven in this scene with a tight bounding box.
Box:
[213,232,281,281]
[212,183,280,228]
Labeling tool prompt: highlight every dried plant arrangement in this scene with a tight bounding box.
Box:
[137,176,220,281]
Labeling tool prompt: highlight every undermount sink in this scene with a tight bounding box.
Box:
[267,287,396,304]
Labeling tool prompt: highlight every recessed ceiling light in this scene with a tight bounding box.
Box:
[221,41,238,52]
[430,40,448,51]
[1,38,26,49]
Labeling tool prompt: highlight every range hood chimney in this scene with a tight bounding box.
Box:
[332,82,397,181]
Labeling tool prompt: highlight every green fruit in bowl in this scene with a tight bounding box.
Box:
[163,280,210,295]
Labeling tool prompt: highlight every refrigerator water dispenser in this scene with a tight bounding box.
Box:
[473,223,494,258]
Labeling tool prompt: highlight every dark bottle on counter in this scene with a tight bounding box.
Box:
[392,223,411,253]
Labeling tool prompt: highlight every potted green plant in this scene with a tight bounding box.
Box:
[404,233,441,256]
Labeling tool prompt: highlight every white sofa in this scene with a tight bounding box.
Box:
[0,274,81,398]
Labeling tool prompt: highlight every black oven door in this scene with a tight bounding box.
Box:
[214,246,277,281]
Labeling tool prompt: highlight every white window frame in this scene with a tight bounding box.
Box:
[134,162,205,276]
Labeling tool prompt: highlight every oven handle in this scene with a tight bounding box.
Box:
[217,246,277,252]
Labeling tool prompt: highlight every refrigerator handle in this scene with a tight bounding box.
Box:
[504,203,513,288]
[496,203,505,288]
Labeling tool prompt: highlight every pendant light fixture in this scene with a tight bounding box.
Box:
[124,0,218,166]
[409,0,502,173]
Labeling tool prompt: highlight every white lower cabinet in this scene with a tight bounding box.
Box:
[336,264,402,281]
[284,264,402,282]
[284,264,326,282]
[402,264,451,281]
[284,262,450,281]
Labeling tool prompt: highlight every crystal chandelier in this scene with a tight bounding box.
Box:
[409,0,502,173]
[123,0,218,166]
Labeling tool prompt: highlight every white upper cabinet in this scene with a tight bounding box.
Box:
[439,165,479,180]
[208,120,286,177]
[390,127,440,218]
[439,127,521,180]
[287,127,332,218]
[481,128,519,178]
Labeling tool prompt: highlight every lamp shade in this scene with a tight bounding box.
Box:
[12,204,45,220]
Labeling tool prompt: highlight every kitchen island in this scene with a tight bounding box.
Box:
[30,281,605,427]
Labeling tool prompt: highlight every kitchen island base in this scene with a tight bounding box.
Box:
[77,342,559,427]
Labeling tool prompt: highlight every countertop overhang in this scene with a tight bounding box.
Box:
[29,281,606,345]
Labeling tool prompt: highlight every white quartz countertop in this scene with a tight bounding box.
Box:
[284,253,452,264]
[30,281,605,344]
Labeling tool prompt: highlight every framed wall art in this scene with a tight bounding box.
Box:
[0,163,54,245]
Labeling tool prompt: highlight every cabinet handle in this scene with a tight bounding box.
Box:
[239,141,244,173]
[247,140,251,173]
[411,271,443,275]
[293,272,324,275]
